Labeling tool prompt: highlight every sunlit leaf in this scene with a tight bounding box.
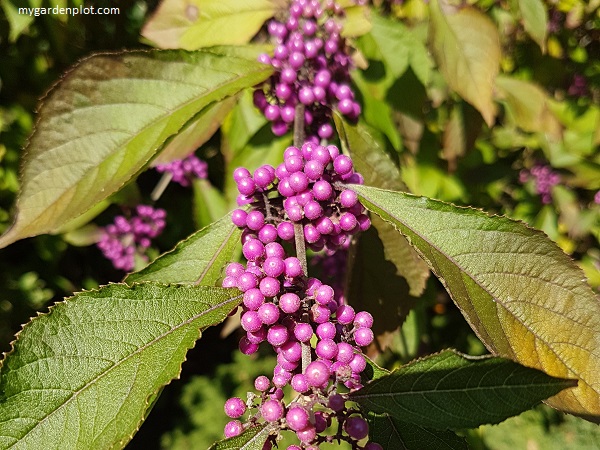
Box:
[351,349,575,429]
[352,184,600,421]
[126,212,240,285]
[428,0,500,126]
[0,283,243,449]
[142,0,278,50]
[340,4,372,38]
[368,413,469,450]
[0,47,272,249]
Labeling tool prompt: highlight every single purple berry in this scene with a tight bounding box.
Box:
[224,397,246,418]
[224,420,243,438]
[286,406,310,431]
[261,399,284,422]
[344,416,369,440]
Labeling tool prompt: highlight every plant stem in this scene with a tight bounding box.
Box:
[293,103,312,373]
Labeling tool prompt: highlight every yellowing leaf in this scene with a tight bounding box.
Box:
[428,0,500,126]
[495,75,561,138]
[142,0,278,50]
[353,185,600,422]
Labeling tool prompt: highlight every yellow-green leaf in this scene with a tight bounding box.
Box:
[142,0,278,50]
[518,0,548,52]
[428,0,500,126]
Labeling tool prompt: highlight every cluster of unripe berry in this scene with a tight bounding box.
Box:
[220,143,380,448]
[254,0,361,140]
[97,205,166,271]
[231,142,371,254]
[155,153,208,187]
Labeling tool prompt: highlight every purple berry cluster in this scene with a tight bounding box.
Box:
[97,205,166,271]
[220,144,380,448]
[232,142,370,254]
[254,0,361,140]
[155,154,208,187]
[519,164,561,204]
[595,190,600,205]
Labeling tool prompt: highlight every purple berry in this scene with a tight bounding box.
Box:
[224,420,243,438]
[261,399,284,422]
[305,360,330,387]
[286,406,310,431]
[344,416,369,440]
[224,397,246,418]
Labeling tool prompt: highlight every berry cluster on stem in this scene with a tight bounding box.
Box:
[254,0,361,141]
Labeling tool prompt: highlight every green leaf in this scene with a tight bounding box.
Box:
[340,4,372,38]
[208,424,274,450]
[428,0,500,126]
[336,116,429,350]
[518,0,548,52]
[348,216,428,351]
[193,179,230,229]
[0,283,243,449]
[368,413,469,450]
[0,47,272,249]
[351,349,575,429]
[362,356,391,384]
[152,97,237,165]
[0,0,41,41]
[334,114,405,191]
[141,0,277,50]
[351,184,600,421]
[126,213,241,285]
[367,12,433,86]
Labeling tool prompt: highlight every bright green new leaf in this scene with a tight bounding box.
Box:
[126,212,241,285]
[368,413,469,450]
[352,184,600,421]
[351,349,576,429]
[518,0,548,52]
[208,424,274,450]
[428,0,500,126]
[152,97,237,165]
[0,47,272,249]
[142,0,278,50]
[0,283,243,449]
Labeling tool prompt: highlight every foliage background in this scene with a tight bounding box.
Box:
[0,0,599,448]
